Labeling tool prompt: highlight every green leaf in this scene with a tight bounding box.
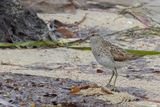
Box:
[126,49,160,55]
[0,41,160,56]
[67,46,91,51]
[67,46,160,55]
[0,40,63,48]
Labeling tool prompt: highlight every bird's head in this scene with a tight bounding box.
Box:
[90,33,99,37]
[89,33,101,40]
[89,33,103,45]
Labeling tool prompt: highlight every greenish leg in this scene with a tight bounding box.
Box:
[113,67,118,90]
[107,69,115,86]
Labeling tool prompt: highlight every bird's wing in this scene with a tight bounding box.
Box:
[102,40,141,62]
[110,45,141,61]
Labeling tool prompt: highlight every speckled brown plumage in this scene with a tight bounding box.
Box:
[101,38,141,61]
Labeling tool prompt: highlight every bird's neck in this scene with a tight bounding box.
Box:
[90,36,104,45]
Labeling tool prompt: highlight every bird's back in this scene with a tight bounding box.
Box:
[90,35,142,62]
[101,37,142,62]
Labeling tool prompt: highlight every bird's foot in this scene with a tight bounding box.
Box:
[105,84,116,91]
[106,84,114,90]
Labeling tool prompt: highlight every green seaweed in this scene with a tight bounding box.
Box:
[67,46,160,55]
[0,40,65,48]
[67,46,91,51]
[126,49,160,55]
[0,41,160,56]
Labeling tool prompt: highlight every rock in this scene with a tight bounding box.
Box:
[0,0,49,42]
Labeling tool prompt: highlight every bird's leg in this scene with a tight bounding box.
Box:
[106,69,115,87]
[113,67,118,91]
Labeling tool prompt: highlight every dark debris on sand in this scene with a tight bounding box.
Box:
[0,72,118,107]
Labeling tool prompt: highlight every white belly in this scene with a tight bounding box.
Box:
[90,36,125,69]
[95,53,116,68]
[96,54,125,69]
[91,47,125,69]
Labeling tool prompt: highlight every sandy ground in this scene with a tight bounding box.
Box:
[38,9,144,30]
[0,48,160,106]
[1,9,160,106]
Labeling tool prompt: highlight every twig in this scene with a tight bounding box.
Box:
[74,13,88,25]
[146,99,160,104]
[66,28,99,46]
[147,15,160,25]
[69,0,82,8]
[118,3,151,27]
[66,36,90,46]
[106,26,160,37]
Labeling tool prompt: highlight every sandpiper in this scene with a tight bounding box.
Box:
[90,33,142,90]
